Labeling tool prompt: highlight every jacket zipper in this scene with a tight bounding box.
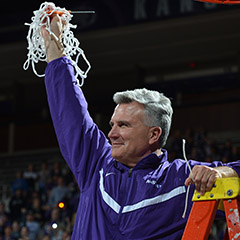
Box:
[128,168,133,177]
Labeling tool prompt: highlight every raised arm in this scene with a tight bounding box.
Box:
[43,14,112,191]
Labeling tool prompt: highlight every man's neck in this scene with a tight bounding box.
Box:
[153,148,162,157]
[118,148,162,168]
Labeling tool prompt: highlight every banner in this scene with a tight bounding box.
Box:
[71,0,237,31]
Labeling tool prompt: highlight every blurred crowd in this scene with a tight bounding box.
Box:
[168,128,240,163]
[0,161,79,240]
[0,128,239,240]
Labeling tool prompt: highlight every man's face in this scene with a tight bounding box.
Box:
[108,101,153,167]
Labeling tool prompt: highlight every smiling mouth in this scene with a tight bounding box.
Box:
[112,143,124,147]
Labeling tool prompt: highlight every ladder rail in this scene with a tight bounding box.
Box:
[223,198,240,239]
[182,200,220,240]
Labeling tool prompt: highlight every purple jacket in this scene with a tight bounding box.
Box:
[45,57,240,240]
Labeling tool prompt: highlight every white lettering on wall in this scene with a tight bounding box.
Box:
[156,0,170,17]
[134,0,147,20]
[180,0,193,13]
[133,0,219,22]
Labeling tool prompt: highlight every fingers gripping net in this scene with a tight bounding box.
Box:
[23,2,91,86]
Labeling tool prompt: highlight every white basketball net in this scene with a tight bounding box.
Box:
[23,2,91,86]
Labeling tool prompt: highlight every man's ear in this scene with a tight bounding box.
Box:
[149,127,162,145]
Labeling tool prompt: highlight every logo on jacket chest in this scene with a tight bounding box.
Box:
[145,179,162,188]
[143,171,163,189]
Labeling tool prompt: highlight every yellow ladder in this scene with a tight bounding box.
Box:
[182,177,240,240]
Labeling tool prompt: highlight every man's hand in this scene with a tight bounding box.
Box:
[41,14,66,62]
[185,165,238,196]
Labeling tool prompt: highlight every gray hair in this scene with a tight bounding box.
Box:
[113,88,173,148]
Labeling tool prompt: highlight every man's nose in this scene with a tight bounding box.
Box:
[108,126,118,139]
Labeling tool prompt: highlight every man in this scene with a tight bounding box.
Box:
[42,15,240,239]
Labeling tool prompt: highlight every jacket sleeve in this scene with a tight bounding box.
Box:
[44,57,112,191]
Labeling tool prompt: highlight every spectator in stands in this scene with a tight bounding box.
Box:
[3,225,12,240]
[221,140,236,162]
[209,145,221,162]
[170,129,182,158]
[44,207,65,239]
[23,164,38,191]
[61,164,74,187]
[19,226,30,240]
[190,147,204,161]
[31,197,45,224]
[0,214,10,239]
[42,235,51,240]
[42,174,58,206]
[24,211,41,240]
[194,128,208,150]
[11,171,28,196]
[48,176,70,208]
[38,162,51,198]
[50,161,62,178]
[221,156,229,163]
[183,128,194,154]
[62,230,71,240]
[38,162,50,187]
[0,203,8,221]
[205,156,213,163]
[231,145,240,162]
[9,189,26,222]
[11,221,20,240]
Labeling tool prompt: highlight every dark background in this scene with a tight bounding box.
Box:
[1,0,240,154]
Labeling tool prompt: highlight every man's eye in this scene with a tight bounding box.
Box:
[119,123,127,127]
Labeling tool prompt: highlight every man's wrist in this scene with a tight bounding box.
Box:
[215,166,238,178]
[46,39,66,62]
